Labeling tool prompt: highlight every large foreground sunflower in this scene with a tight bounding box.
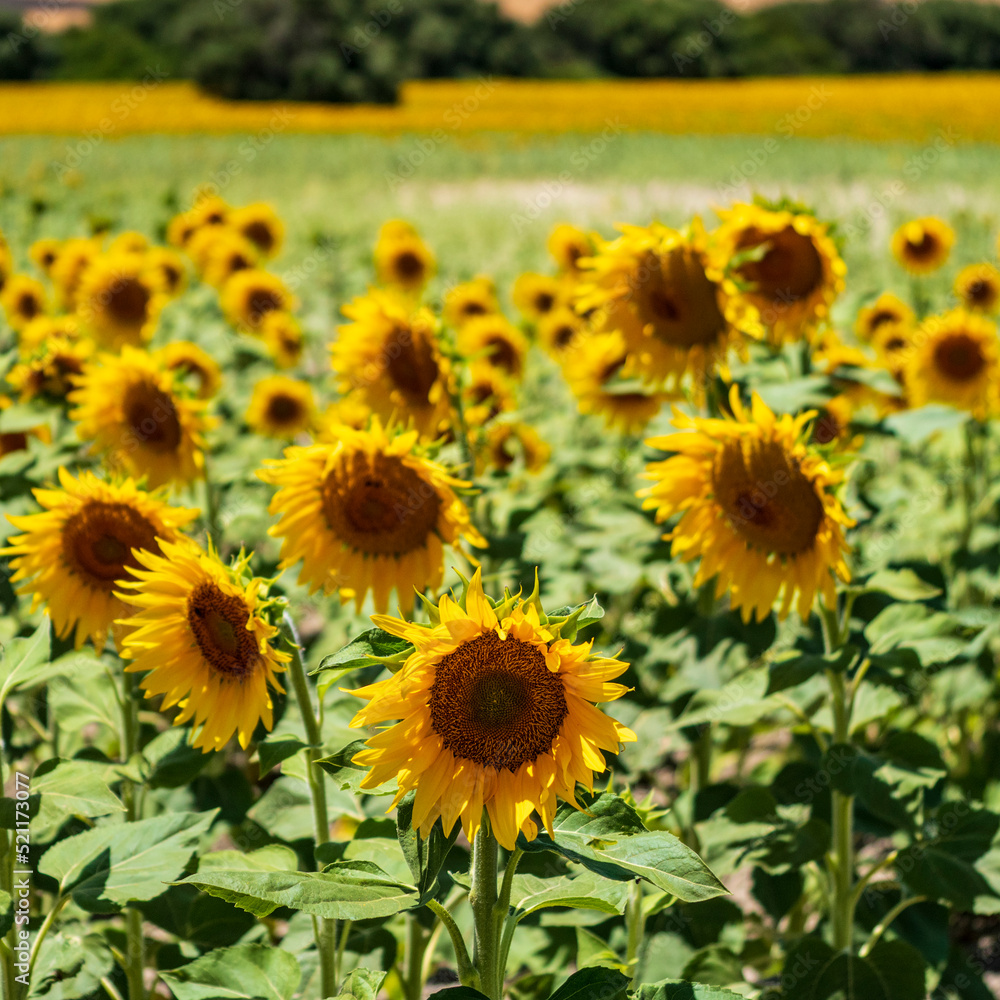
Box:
[69,347,212,488]
[891,217,954,275]
[639,386,852,622]
[332,289,452,438]
[905,309,1000,418]
[714,203,845,344]
[577,220,759,390]
[258,420,484,613]
[2,468,197,649]
[349,570,636,850]
[116,540,289,753]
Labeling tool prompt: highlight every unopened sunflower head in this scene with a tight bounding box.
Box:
[348,568,636,851]
[639,385,854,623]
[116,539,290,753]
[2,467,198,650]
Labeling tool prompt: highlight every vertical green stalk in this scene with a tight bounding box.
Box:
[402,914,427,1000]
[119,671,145,1000]
[469,821,500,1000]
[283,617,336,999]
[625,880,645,977]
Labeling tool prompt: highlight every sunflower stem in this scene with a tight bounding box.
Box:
[426,898,478,990]
[470,820,501,1000]
[403,913,427,1000]
[119,671,146,1000]
[625,879,645,977]
[283,615,337,999]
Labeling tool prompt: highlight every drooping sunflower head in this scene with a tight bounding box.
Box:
[116,539,289,753]
[547,223,595,276]
[258,419,484,613]
[0,274,48,332]
[156,341,223,399]
[577,219,761,390]
[18,314,81,357]
[891,217,954,275]
[68,346,212,489]
[443,276,500,328]
[2,467,198,650]
[954,263,1000,315]
[561,330,666,436]
[714,203,845,344]
[374,220,436,292]
[639,385,853,623]
[477,421,550,475]
[457,314,528,380]
[513,272,564,322]
[144,247,188,298]
[230,202,285,259]
[50,237,101,308]
[261,310,305,368]
[221,268,294,334]
[7,336,94,403]
[349,569,636,850]
[538,306,585,359]
[75,253,166,350]
[855,292,914,342]
[246,375,317,438]
[463,361,516,428]
[905,309,1000,419]
[332,289,453,438]
[29,238,62,277]
[191,228,260,289]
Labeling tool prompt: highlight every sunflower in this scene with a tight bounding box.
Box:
[258,420,484,614]
[443,277,500,328]
[954,263,1000,315]
[0,395,51,459]
[463,362,516,428]
[69,346,212,488]
[75,254,166,350]
[156,341,222,399]
[246,376,317,438]
[562,331,667,435]
[2,468,198,649]
[374,220,436,292]
[639,386,852,623]
[905,309,1000,419]
[261,311,305,368]
[221,269,293,334]
[332,289,453,438]
[192,229,259,289]
[18,315,81,356]
[29,238,62,276]
[116,540,289,753]
[325,394,372,431]
[537,306,585,358]
[872,322,911,385]
[1,274,48,332]
[348,569,636,851]
[230,203,285,259]
[166,211,200,250]
[7,337,94,402]
[811,329,873,374]
[855,292,914,342]
[144,247,188,298]
[187,195,231,231]
[891,217,954,275]
[478,421,550,475]
[457,314,528,380]
[50,238,101,308]
[513,272,564,321]
[110,231,149,255]
[714,203,845,345]
[547,223,595,276]
[577,219,759,391]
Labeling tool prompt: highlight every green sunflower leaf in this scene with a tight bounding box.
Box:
[311,626,413,675]
[159,943,301,1000]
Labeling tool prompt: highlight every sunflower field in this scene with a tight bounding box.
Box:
[0,122,999,1000]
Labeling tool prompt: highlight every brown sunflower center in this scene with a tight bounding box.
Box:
[62,501,160,590]
[484,335,519,375]
[461,301,488,318]
[868,309,898,331]
[906,233,938,259]
[0,432,27,455]
[533,291,555,314]
[187,581,259,678]
[243,220,275,253]
[123,380,183,453]
[227,253,253,275]
[933,333,985,382]
[394,250,425,282]
[248,289,282,321]
[429,630,568,771]
[108,277,151,326]
[552,323,576,348]
[883,335,907,353]
[712,437,825,556]
[161,262,183,292]
[17,293,39,320]
[266,393,303,425]
[966,280,993,305]
[634,247,726,348]
[321,450,441,556]
[736,226,823,304]
[384,324,440,405]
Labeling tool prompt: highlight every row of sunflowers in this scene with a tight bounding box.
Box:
[0,190,998,1000]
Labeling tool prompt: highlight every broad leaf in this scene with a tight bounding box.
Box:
[635,983,747,999]
[0,621,53,702]
[767,647,857,696]
[397,793,461,902]
[257,736,310,775]
[159,943,301,1000]
[30,758,124,840]
[863,568,942,602]
[331,968,387,1000]
[312,627,412,675]
[548,967,629,1000]
[509,872,629,921]
[427,990,490,999]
